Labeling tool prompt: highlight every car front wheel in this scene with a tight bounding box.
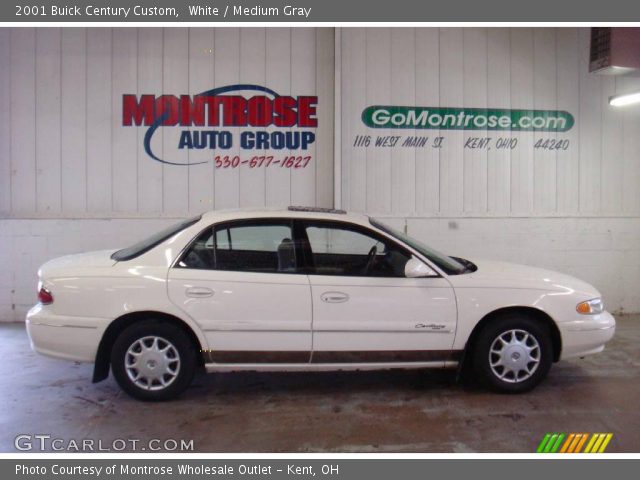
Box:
[473,315,553,393]
[111,320,196,401]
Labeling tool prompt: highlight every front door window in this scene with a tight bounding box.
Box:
[302,222,411,277]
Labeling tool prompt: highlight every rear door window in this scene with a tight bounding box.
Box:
[177,220,297,273]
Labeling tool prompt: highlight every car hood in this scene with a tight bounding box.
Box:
[39,250,118,278]
[447,258,601,297]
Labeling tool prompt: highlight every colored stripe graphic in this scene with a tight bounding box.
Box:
[584,434,599,453]
[537,433,613,453]
[536,433,552,453]
[584,433,614,453]
[543,434,558,453]
[563,433,586,453]
[537,433,565,453]
[559,433,575,453]
[567,434,579,453]
[574,433,589,453]
[598,433,613,453]
[550,433,565,453]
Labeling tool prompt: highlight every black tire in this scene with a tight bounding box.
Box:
[110,319,197,401]
[472,314,553,393]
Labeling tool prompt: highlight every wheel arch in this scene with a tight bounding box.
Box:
[92,311,205,383]
[462,306,562,368]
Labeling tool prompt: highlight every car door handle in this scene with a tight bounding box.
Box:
[185,286,214,298]
[320,291,349,303]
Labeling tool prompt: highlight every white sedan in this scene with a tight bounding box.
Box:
[26,207,615,400]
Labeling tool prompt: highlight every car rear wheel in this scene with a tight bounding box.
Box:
[111,320,196,401]
[472,315,553,393]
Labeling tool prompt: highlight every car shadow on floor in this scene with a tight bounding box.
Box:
[187,368,460,398]
[180,360,599,401]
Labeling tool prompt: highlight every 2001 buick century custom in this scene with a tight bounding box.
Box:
[26,207,615,400]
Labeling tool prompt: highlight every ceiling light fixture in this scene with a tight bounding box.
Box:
[609,91,640,107]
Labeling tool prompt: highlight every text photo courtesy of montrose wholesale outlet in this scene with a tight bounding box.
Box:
[0,24,640,455]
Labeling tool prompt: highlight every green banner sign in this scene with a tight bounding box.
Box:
[362,106,575,132]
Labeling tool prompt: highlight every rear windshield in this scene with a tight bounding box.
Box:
[111,215,202,262]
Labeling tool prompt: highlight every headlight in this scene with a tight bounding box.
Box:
[576,298,604,315]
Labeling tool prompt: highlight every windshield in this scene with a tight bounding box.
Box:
[370,218,468,275]
[111,215,202,262]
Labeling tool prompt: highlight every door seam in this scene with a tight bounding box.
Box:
[308,274,314,364]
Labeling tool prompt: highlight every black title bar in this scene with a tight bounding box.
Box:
[3,0,640,22]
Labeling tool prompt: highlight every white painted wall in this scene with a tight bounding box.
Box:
[0,27,334,321]
[0,27,334,217]
[340,27,640,216]
[0,218,183,321]
[2,27,640,321]
[339,27,640,314]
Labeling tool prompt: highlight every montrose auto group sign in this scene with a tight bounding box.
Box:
[123,84,318,167]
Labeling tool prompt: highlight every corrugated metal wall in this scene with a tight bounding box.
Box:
[340,27,640,217]
[0,27,335,217]
[3,27,639,219]
[2,27,640,319]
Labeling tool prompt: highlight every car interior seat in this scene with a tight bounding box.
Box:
[277,238,296,272]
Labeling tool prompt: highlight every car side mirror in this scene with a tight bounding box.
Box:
[405,258,438,278]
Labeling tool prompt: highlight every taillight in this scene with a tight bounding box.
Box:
[38,287,53,305]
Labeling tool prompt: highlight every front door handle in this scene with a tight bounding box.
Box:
[185,286,214,298]
[320,291,349,303]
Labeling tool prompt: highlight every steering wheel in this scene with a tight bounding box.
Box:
[363,245,378,274]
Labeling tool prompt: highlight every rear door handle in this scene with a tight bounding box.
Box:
[320,291,349,303]
[185,286,214,298]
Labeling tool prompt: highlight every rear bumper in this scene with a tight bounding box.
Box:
[25,304,109,362]
[557,311,616,360]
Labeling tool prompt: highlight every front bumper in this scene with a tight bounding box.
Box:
[557,310,616,360]
[26,304,109,362]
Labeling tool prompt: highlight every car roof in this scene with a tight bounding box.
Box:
[200,206,372,226]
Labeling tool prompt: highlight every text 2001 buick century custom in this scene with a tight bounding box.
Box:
[26,207,615,400]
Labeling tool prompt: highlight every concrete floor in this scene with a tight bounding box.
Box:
[1,316,639,453]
